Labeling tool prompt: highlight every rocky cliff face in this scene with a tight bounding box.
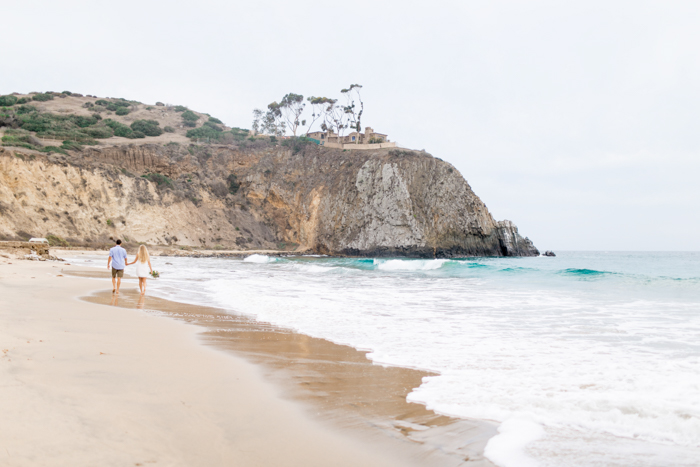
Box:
[0,144,538,257]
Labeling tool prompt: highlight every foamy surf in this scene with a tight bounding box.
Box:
[243,254,276,263]
[375,258,450,271]
[484,417,545,467]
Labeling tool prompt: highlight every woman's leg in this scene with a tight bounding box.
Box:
[139,277,145,294]
[142,277,147,294]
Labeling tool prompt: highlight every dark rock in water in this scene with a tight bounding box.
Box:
[543,250,556,257]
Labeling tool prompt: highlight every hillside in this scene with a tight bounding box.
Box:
[0,91,538,257]
[0,91,254,151]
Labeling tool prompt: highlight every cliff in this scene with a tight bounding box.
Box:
[0,143,538,257]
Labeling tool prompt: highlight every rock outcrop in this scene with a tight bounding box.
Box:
[0,144,538,257]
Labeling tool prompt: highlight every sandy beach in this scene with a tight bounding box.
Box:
[0,253,495,467]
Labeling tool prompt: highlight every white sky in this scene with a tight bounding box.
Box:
[3,0,699,250]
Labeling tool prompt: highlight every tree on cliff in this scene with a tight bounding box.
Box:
[279,93,306,136]
[305,96,336,136]
[322,98,351,139]
[341,84,363,143]
[252,105,285,137]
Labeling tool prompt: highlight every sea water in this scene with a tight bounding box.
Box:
[77,252,700,466]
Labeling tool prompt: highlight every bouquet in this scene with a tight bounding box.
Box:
[150,270,160,278]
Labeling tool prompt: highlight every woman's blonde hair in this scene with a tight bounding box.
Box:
[137,244,150,263]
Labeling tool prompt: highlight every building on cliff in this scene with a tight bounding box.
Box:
[307,127,396,149]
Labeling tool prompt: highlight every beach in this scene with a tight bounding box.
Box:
[0,253,495,467]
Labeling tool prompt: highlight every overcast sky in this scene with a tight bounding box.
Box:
[3,0,699,250]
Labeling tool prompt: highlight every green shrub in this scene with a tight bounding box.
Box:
[183,121,197,127]
[186,126,221,141]
[39,146,68,155]
[181,110,199,122]
[115,107,129,116]
[104,119,133,137]
[1,131,33,146]
[13,109,108,142]
[163,126,175,133]
[61,141,84,151]
[282,136,316,154]
[130,119,162,137]
[32,93,54,102]
[104,119,142,138]
[83,102,95,109]
[141,173,173,187]
[227,174,240,194]
[16,97,30,104]
[2,142,35,150]
[61,91,72,96]
[46,234,69,247]
[228,127,249,142]
[73,115,100,128]
[106,219,113,226]
[174,105,187,112]
[83,125,113,139]
[203,121,222,131]
[208,117,223,124]
[15,105,36,114]
[95,99,110,106]
[0,95,18,106]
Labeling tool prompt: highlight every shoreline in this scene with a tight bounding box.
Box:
[0,253,497,466]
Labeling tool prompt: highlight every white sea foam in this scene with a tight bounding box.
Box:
[376,258,449,271]
[484,417,545,467]
[243,254,275,263]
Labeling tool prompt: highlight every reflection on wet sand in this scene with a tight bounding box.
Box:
[83,285,496,466]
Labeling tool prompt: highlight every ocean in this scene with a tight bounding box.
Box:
[77,251,700,466]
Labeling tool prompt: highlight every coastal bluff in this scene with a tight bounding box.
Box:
[0,144,537,257]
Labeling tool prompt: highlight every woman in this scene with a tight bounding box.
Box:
[127,245,153,295]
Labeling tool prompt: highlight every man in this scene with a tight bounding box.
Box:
[107,239,128,294]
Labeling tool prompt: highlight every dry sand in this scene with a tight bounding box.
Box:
[0,254,495,466]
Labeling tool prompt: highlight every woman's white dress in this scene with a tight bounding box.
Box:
[135,260,150,278]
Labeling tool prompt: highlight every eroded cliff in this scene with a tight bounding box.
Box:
[0,143,538,257]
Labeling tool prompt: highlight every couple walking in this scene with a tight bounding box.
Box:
[107,239,153,295]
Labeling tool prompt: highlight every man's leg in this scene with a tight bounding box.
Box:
[112,275,116,293]
[116,276,122,294]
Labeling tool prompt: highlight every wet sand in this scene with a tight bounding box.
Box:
[79,271,497,466]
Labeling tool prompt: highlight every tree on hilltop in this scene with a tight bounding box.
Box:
[279,93,306,136]
[305,96,336,136]
[341,84,363,143]
[252,105,285,137]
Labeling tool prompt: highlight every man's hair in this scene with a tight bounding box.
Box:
[116,239,122,245]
